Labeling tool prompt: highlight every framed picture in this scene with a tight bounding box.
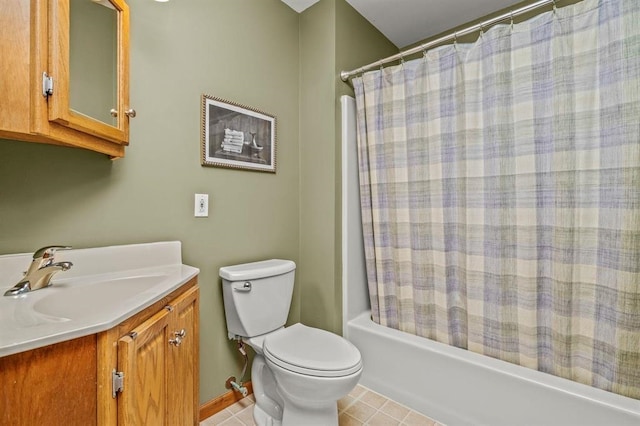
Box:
[201,94,276,173]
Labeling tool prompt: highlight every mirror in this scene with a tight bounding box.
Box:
[68,0,118,127]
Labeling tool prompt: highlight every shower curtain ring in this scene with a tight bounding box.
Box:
[553,0,557,15]
[510,11,514,31]
[454,32,458,49]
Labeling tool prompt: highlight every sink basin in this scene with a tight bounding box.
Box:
[0,300,69,329]
[33,274,167,319]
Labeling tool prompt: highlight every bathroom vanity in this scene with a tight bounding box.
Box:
[0,242,199,425]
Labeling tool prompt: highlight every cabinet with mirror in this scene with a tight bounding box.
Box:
[0,0,132,158]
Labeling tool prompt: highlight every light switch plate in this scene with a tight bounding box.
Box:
[195,193,208,217]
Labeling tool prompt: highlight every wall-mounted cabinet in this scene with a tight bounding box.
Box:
[0,0,132,158]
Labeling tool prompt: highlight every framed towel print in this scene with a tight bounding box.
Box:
[201,94,276,173]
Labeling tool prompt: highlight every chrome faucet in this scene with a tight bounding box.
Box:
[4,246,73,296]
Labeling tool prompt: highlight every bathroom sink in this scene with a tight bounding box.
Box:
[0,241,199,357]
[0,300,69,329]
[32,274,167,319]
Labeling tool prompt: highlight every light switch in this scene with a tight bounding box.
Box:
[195,193,208,217]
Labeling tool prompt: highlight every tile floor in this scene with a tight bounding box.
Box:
[201,384,443,425]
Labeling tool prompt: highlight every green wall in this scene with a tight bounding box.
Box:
[0,0,394,405]
[333,0,398,330]
[0,0,300,404]
[299,0,339,333]
[298,0,397,334]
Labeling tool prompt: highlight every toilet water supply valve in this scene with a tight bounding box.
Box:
[226,339,249,397]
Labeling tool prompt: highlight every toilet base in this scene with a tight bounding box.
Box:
[280,400,339,426]
[252,398,338,426]
[253,404,282,426]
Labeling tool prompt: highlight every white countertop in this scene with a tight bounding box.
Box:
[0,241,199,357]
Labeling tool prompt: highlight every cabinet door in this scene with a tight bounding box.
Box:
[48,0,130,144]
[0,336,97,426]
[167,286,200,426]
[117,307,171,425]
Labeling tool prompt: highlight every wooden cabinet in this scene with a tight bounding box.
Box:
[0,0,131,158]
[168,286,200,424]
[0,278,199,426]
[117,286,199,425]
[0,335,98,425]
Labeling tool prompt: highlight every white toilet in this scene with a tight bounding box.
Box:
[220,259,362,426]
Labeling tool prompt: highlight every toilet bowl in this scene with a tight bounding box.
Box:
[219,260,363,426]
[262,323,362,425]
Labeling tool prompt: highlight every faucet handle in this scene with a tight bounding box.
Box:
[32,245,72,260]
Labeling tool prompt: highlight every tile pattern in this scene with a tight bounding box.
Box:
[200,385,443,425]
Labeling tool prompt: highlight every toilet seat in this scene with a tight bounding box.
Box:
[263,323,362,378]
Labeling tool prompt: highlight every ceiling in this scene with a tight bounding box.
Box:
[281,0,525,48]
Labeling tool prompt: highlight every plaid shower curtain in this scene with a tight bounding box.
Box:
[353,0,639,399]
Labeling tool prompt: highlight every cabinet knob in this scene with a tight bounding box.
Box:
[125,108,137,118]
[169,329,187,346]
[110,108,118,117]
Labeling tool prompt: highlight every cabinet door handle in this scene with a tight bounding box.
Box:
[125,108,137,118]
[110,108,118,117]
[169,329,187,346]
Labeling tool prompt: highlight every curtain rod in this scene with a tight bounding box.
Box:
[340,0,555,82]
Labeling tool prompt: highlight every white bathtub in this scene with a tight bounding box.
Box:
[340,96,640,426]
[346,311,640,425]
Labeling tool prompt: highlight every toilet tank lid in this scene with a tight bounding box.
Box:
[219,259,296,281]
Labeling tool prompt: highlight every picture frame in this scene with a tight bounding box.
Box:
[201,94,276,173]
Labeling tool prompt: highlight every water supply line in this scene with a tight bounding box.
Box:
[225,338,249,397]
[230,379,248,397]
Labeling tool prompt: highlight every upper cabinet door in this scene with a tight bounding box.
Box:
[48,0,130,145]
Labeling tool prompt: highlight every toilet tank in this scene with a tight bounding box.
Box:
[220,259,296,339]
